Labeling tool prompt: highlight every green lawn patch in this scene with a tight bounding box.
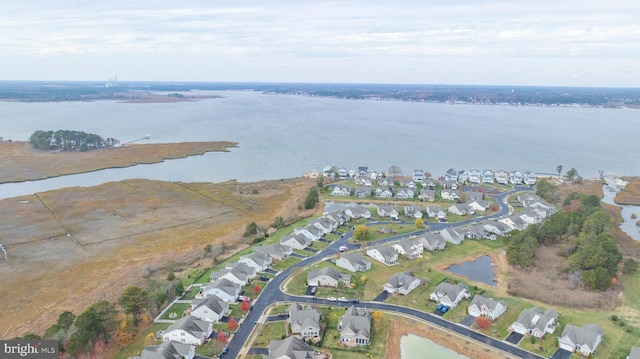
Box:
[159,302,190,320]
[272,256,300,271]
[251,321,287,347]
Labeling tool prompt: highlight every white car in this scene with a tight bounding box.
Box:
[338,297,348,302]
[339,246,348,252]
[327,297,337,301]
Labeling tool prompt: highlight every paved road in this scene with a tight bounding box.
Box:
[223,186,541,359]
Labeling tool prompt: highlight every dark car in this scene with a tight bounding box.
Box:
[351,298,359,303]
[221,345,229,354]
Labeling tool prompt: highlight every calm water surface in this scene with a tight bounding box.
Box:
[1,91,639,200]
[401,333,469,359]
[445,255,497,286]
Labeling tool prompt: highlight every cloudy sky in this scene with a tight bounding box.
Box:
[1,0,638,86]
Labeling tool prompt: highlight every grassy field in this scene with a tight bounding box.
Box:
[111,323,168,359]
[159,302,190,320]
[250,321,287,347]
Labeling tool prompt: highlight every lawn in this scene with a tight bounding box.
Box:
[272,256,301,271]
[251,321,287,347]
[321,307,388,359]
[111,323,168,359]
[159,302,190,320]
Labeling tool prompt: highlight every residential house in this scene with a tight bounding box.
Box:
[374,187,393,198]
[448,203,472,216]
[417,234,447,251]
[190,295,229,323]
[354,177,372,187]
[197,278,241,302]
[288,303,322,339]
[309,217,336,234]
[265,336,314,359]
[280,233,311,250]
[366,245,398,266]
[468,169,482,184]
[498,215,528,231]
[392,238,423,259]
[344,205,371,219]
[294,225,323,241]
[425,206,447,221]
[338,167,348,179]
[338,306,372,346]
[377,178,391,187]
[519,209,542,225]
[494,170,509,184]
[377,204,399,220]
[413,169,424,183]
[558,323,604,357]
[523,171,537,185]
[369,171,378,180]
[482,221,510,236]
[460,224,488,240]
[424,179,437,190]
[467,295,507,320]
[354,187,371,197]
[439,227,464,245]
[331,185,351,196]
[628,347,640,359]
[357,166,368,177]
[336,252,371,272]
[404,205,423,219]
[395,188,414,199]
[255,243,293,261]
[445,168,459,181]
[324,211,347,226]
[509,307,558,338]
[441,189,460,201]
[307,266,351,287]
[209,262,257,286]
[348,169,356,178]
[482,169,494,183]
[419,189,436,202]
[467,199,490,212]
[139,341,195,359]
[458,170,469,183]
[441,179,458,190]
[237,251,272,272]
[162,315,213,345]
[383,271,421,295]
[509,170,523,185]
[430,282,471,308]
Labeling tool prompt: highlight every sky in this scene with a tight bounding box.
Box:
[1,0,639,87]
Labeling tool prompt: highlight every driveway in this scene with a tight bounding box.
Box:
[304,286,317,296]
[291,252,307,259]
[459,315,476,327]
[504,332,523,345]
[550,348,572,359]
[265,315,287,322]
[247,348,269,355]
[372,291,389,302]
[264,268,279,275]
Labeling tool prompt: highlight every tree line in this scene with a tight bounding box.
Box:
[28,130,116,152]
[506,191,630,291]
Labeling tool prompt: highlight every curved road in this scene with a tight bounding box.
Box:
[224,186,543,359]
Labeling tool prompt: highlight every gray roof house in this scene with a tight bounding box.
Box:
[628,347,640,359]
[366,245,398,266]
[467,295,507,321]
[336,252,372,272]
[383,271,421,295]
[559,323,604,357]
[339,306,372,346]
[197,278,241,303]
[307,266,351,287]
[430,282,471,308]
[416,233,447,251]
[139,341,195,359]
[190,294,229,323]
[439,227,464,245]
[404,205,423,219]
[288,303,322,339]
[280,233,312,250]
[294,225,323,241]
[344,205,371,219]
[419,189,436,201]
[377,204,399,220]
[162,315,213,346]
[265,336,314,359]
[354,187,371,198]
[441,189,460,201]
[391,238,423,259]
[509,307,558,338]
[425,205,446,220]
[448,203,472,216]
[237,251,272,272]
[255,243,293,260]
[209,262,257,286]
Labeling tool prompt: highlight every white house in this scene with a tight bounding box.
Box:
[482,169,494,183]
[336,252,371,272]
[366,245,398,266]
[339,306,371,347]
[494,170,509,184]
[331,185,351,196]
[523,171,537,185]
[448,203,472,216]
[509,171,523,185]
[265,336,315,359]
[280,233,311,250]
[377,204,399,220]
[441,189,460,201]
[140,341,195,359]
[417,234,447,251]
[237,251,272,272]
[467,200,490,212]
[197,278,241,302]
[288,303,322,339]
[467,295,507,321]
[413,169,424,183]
[307,266,351,287]
[559,323,604,357]
[425,206,447,221]
[344,205,371,219]
[445,168,458,181]
[391,238,423,259]
[383,272,421,295]
[628,347,640,359]
[509,307,558,339]
[190,294,229,323]
[430,282,471,308]
[439,227,464,245]
[255,243,293,260]
[294,225,323,241]
[468,169,482,184]
[162,315,213,345]
[209,262,257,286]
[404,205,423,219]
[458,170,469,183]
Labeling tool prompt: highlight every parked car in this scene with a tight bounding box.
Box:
[351,298,360,303]
[221,345,229,354]
[440,305,450,313]
[338,296,348,302]
[339,246,348,252]
[327,297,337,301]
[310,286,317,294]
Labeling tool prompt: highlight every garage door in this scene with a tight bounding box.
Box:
[559,341,575,352]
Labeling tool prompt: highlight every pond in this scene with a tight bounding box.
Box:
[600,179,640,242]
[401,333,469,359]
[445,255,497,286]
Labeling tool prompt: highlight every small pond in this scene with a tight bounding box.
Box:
[445,255,497,286]
[401,333,469,359]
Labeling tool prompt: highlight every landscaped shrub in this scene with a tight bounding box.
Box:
[611,315,618,321]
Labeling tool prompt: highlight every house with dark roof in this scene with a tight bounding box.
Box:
[307,267,351,287]
[162,315,213,345]
[288,303,321,339]
[467,295,507,320]
[190,294,229,323]
[509,307,558,338]
[366,245,398,266]
[336,252,371,272]
[558,323,604,356]
[413,169,424,183]
[339,306,372,346]
[383,272,421,295]
[265,336,315,359]
[138,340,195,359]
[445,168,458,181]
[430,282,471,308]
